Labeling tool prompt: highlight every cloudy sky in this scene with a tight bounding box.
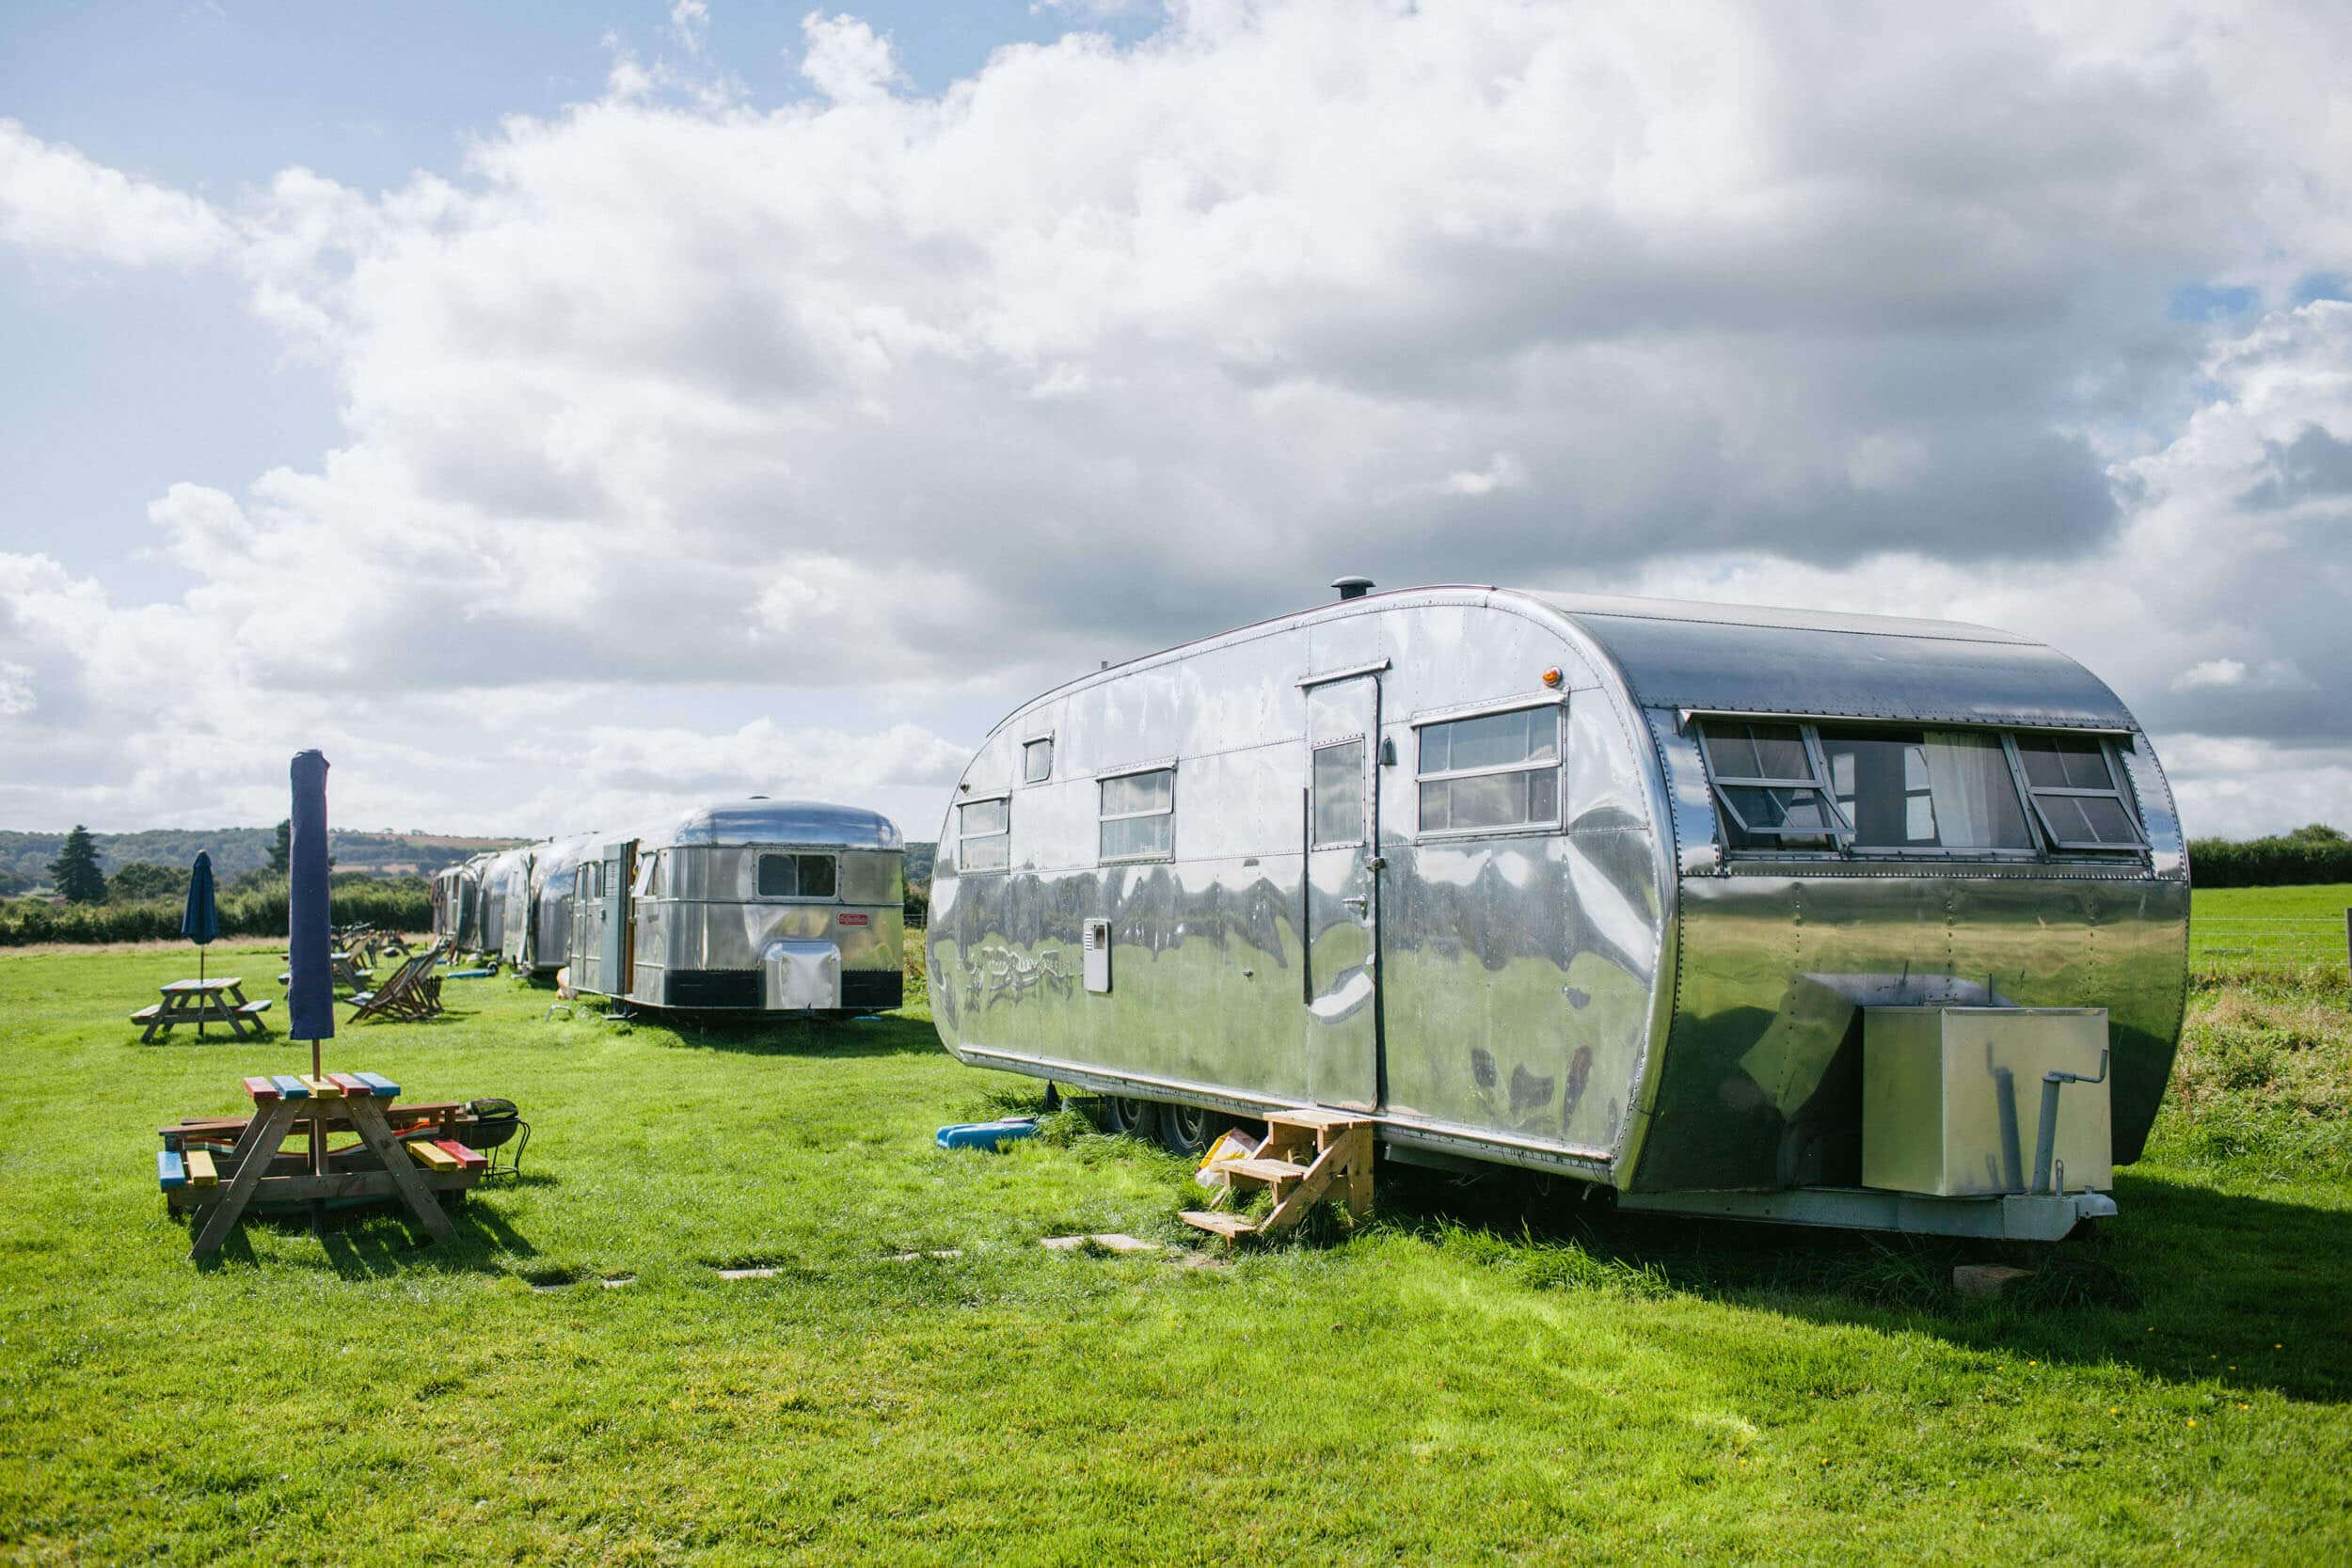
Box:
[2,0,2347,844]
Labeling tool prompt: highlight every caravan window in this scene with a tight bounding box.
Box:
[1815,727,2033,852]
[756,852,839,898]
[2012,735,2145,850]
[959,797,1010,872]
[1697,720,1847,848]
[1416,705,1563,833]
[1023,737,1054,784]
[1099,767,1174,862]
[1311,739,1367,847]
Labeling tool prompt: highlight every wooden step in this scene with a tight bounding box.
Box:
[1264,1106,1372,1132]
[1179,1210,1260,1240]
[1217,1157,1313,1185]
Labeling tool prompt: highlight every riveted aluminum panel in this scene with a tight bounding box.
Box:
[1546,596,2132,730]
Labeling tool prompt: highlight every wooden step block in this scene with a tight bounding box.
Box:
[1264,1107,1373,1132]
[184,1150,218,1188]
[430,1138,488,1173]
[326,1073,373,1097]
[243,1075,281,1101]
[1217,1157,1313,1185]
[407,1141,461,1172]
[1179,1210,1260,1240]
[355,1071,401,1098]
[268,1074,310,1099]
[156,1150,186,1191]
[298,1075,343,1098]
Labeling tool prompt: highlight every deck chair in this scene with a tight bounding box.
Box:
[348,942,446,1022]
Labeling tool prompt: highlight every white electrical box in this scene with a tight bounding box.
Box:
[1083,919,1111,993]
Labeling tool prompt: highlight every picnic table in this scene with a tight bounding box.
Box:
[158,1073,487,1259]
[133,978,272,1043]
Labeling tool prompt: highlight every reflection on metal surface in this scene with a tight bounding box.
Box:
[928,585,2187,1224]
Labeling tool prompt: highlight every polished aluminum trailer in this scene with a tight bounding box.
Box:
[567,799,906,1014]
[474,847,531,960]
[926,582,2188,1240]
[431,858,486,951]
[506,833,595,976]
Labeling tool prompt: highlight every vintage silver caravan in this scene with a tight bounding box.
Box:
[473,847,531,960]
[926,582,2188,1241]
[430,858,485,951]
[567,799,906,1014]
[506,833,595,976]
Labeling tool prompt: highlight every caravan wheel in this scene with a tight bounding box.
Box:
[1102,1096,1157,1139]
[1156,1102,1230,1157]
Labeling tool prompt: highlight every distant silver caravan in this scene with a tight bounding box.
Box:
[565,798,907,1015]
[926,582,2189,1241]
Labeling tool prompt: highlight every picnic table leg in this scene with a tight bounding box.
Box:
[190,1100,301,1259]
[142,997,166,1045]
[342,1100,457,1244]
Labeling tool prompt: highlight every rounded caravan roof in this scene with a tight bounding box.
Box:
[526,832,598,890]
[979,584,2139,739]
[650,799,903,852]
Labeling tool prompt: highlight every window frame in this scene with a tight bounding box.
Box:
[755,850,841,901]
[2003,734,2149,854]
[1021,735,1055,785]
[1691,713,2152,864]
[1096,761,1177,865]
[1411,700,1567,840]
[957,792,1012,875]
[1310,736,1370,849]
[1813,724,2042,863]
[1697,719,1852,850]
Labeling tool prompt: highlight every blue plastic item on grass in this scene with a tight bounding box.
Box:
[446,968,496,979]
[935,1118,1040,1152]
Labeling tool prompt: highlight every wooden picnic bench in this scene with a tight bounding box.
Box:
[159,1074,486,1258]
[134,978,273,1043]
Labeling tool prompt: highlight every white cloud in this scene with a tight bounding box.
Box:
[4,2,2352,836]
[0,119,233,266]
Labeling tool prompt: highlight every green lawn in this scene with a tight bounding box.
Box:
[2,925,2347,1565]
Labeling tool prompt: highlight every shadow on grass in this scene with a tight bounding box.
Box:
[1368,1160,2351,1404]
[190,1191,541,1279]
[651,1009,943,1060]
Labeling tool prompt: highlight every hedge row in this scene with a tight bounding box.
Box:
[0,880,431,947]
[2188,836,2352,889]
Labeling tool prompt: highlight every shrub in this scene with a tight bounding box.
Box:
[2189,824,2352,887]
[0,877,431,946]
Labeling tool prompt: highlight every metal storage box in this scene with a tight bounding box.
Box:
[1863,1007,2113,1197]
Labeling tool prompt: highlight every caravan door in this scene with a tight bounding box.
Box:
[599,839,635,1000]
[1301,670,1385,1111]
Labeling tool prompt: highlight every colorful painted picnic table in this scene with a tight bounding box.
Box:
[132,978,271,1043]
[158,1073,487,1259]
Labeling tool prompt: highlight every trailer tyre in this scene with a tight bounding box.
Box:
[1155,1101,1230,1157]
[1102,1096,1157,1140]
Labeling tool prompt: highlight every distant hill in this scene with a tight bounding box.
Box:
[905,842,936,887]
[0,828,526,895]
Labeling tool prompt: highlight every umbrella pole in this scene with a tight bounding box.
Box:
[310,1036,326,1237]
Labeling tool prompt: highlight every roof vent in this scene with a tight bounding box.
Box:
[1332,575,1375,602]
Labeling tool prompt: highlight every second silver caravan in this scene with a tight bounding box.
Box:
[567,799,906,1015]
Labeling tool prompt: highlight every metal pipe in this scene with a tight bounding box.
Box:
[2032,1048,2108,1194]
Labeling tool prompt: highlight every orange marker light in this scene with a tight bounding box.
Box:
[1541,668,1564,688]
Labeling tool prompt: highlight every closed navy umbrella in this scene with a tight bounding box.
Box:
[181,851,219,987]
[287,751,334,1233]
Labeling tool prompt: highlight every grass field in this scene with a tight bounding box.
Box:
[2,894,2348,1564]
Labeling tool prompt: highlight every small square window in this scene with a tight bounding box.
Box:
[1023,737,1054,784]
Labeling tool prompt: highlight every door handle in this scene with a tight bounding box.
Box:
[1341,895,1370,911]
